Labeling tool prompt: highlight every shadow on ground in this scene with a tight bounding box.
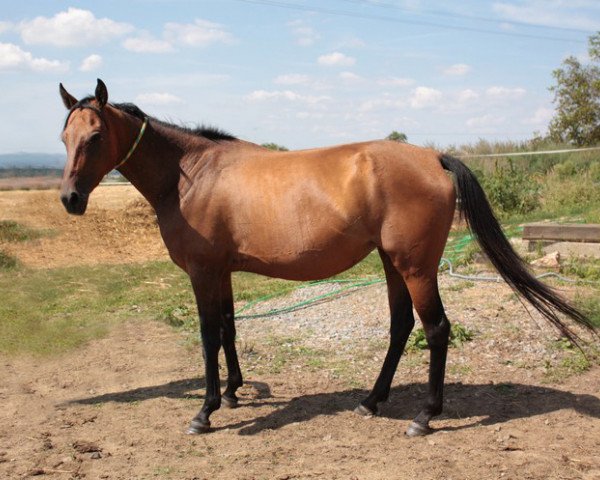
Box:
[67,378,600,435]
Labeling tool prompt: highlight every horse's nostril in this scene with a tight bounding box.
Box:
[68,191,79,206]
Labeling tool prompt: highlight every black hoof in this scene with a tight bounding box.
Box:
[186,419,211,435]
[222,395,239,409]
[354,403,377,417]
[405,421,432,437]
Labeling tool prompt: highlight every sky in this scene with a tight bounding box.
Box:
[0,0,599,154]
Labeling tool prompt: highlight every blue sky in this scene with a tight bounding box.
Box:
[1,0,599,154]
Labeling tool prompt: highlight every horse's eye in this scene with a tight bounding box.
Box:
[88,132,102,144]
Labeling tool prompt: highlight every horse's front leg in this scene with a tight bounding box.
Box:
[187,270,224,434]
[220,274,243,408]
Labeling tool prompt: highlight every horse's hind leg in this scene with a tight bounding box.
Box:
[356,248,415,416]
[404,275,450,436]
[220,275,243,408]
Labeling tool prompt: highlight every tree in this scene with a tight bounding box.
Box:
[261,142,289,151]
[385,131,408,143]
[548,32,600,146]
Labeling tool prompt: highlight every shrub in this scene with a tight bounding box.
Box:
[407,323,474,351]
[553,159,581,178]
[0,250,18,270]
[589,161,600,182]
[480,159,541,216]
[541,170,600,221]
[0,220,43,242]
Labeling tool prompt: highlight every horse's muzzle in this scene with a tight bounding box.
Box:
[60,189,89,215]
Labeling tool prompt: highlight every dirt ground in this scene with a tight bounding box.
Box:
[0,186,167,268]
[0,187,599,480]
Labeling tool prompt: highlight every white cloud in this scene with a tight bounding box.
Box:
[358,97,404,113]
[296,111,325,120]
[339,71,363,83]
[164,19,233,47]
[123,34,173,53]
[135,92,183,106]
[409,86,442,109]
[0,21,12,34]
[466,114,506,129]
[442,63,471,76]
[486,86,526,99]
[336,37,366,48]
[317,52,356,67]
[377,76,415,87]
[273,73,310,85]
[493,1,600,31]
[19,8,133,47]
[523,106,554,125]
[79,54,102,72]
[246,89,331,105]
[0,42,68,72]
[287,20,320,46]
[457,89,479,103]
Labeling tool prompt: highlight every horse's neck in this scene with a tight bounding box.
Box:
[118,124,190,210]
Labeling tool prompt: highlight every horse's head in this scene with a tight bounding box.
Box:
[59,79,115,215]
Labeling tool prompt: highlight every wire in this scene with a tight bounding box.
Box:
[338,0,597,35]
[236,257,598,320]
[457,146,600,158]
[230,0,585,44]
[236,278,384,319]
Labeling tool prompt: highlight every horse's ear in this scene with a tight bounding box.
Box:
[59,83,78,109]
[95,78,108,109]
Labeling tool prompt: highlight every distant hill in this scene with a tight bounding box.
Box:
[0,152,65,169]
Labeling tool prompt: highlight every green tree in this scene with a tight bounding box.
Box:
[261,142,289,151]
[385,131,408,142]
[548,32,600,146]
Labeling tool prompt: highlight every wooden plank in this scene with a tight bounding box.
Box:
[522,223,600,243]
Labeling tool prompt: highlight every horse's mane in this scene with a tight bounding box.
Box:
[69,96,237,142]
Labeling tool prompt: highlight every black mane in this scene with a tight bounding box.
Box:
[67,97,237,142]
[112,102,237,142]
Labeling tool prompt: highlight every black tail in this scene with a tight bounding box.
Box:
[440,154,595,345]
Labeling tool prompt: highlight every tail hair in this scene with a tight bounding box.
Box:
[440,154,595,346]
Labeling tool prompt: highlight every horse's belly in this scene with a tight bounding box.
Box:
[233,237,375,281]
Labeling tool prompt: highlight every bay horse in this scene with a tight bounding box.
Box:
[59,79,593,436]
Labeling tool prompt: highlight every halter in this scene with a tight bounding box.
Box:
[115,117,148,170]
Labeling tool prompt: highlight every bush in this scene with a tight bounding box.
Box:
[553,159,582,178]
[407,323,474,351]
[589,161,600,182]
[541,169,600,221]
[575,294,600,328]
[0,250,18,270]
[480,159,540,216]
[0,220,43,242]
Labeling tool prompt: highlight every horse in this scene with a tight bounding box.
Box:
[58,79,594,436]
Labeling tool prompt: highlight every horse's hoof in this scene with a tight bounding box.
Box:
[354,404,377,417]
[222,395,239,409]
[405,421,432,437]
[186,420,211,435]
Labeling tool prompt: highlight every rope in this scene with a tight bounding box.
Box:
[236,278,384,319]
[236,256,597,319]
[456,146,600,159]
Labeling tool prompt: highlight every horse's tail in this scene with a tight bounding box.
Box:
[439,153,595,345]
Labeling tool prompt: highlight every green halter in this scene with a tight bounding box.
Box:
[115,117,148,170]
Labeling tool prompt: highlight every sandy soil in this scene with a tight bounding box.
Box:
[0,177,61,191]
[0,185,167,268]
[0,187,599,480]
